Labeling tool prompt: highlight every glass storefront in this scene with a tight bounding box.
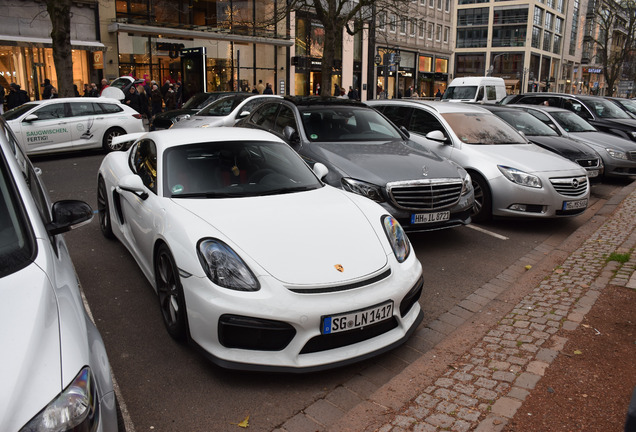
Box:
[0,45,94,101]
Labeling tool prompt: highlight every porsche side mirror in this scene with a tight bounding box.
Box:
[313,162,329,180]
[117,174,149,200]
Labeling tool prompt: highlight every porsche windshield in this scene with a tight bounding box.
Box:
[299,106,403,142]
[163,141,323,198]
[442,112,527,144]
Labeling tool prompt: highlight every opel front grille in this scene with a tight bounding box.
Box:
[550,176,588,197]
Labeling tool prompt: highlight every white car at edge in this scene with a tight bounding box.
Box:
[0,117,117,431]
[3,97,144,155]
[97,127,424,371]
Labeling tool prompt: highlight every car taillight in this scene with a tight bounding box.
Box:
[132,114,142,119]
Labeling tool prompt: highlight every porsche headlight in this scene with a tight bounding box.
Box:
[606,148,628,160]
[341,178,385,202]
[197,238,260,291]
[498,165,542,188]
[382,215,410,263]
[20,367,98,432]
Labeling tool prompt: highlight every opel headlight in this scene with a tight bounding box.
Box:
[341,178,385,202]
[20,367,99,432]
[382,215,410,263]
[606,148,628,160]
[498,165,542,188]
[197,239,260,291]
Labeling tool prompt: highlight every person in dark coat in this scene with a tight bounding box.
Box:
[124,85,142,114]
[6,83,29,109]
[163,84,176,111]
[136,84,150,119]
[41,78,53,100]
[0,84,5,114]
[263,83,274,94]
[150,84,163,116]
[73,84,80,97]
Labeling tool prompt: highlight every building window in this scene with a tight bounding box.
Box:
[457,8,489,26]
[533,6,543,26]
[553,34,561,54]
[543,31,552,51]
[437,0,443,10]
[420,20,426,38]
[493,6,529,24]
[555,17,563,34]
[444,27,450,43]
[455,54,486,75]
[445,0,451,12]
[557,0,564,13]
[389,14,397,32]
[532,26,542,48]
[378,12,386,31]
[410,19,417,36]
[428,22,434,39]
[546,0,555,9]
[436,25,442,41]
[400,16,407,34]
[492,26,527,47]
[545,12,553,31]
[429,0,434,8]
[457,0,488,4]
[456,27,489,47]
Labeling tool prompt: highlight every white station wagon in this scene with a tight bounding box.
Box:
[3,97,145,155]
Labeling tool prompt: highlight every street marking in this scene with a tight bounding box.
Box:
[466,224,509,240]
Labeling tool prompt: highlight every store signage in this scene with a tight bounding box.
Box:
[584,67,602,74]
[92,51,104,69]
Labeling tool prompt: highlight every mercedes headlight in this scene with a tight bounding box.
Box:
[498,165,542,188]
[341,178,385,202]
[382,215,410,263]
[606,148,628,160]
[20,367,99,432]
[197,238,260,291]
[449,161,472,196]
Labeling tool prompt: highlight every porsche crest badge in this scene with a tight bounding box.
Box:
[334,264,344,272]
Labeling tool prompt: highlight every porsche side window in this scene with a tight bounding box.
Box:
[133,140,157,194]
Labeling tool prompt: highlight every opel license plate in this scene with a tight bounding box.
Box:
[563,198,588,211]
[322,301,393,334]
[411,211,450,224]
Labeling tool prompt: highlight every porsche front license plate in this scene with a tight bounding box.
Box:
[322,301,394,334]
[411,211,450,224]
[563,198,588,211]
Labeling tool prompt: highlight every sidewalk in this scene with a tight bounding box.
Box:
[326,180,636,432]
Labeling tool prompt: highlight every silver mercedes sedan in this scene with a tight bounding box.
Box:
[367,100,590,222]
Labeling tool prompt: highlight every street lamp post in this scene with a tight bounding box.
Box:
[518,67,529,94]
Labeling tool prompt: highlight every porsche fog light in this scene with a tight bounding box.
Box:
[20,367,98,432]
[197,238,260,291]
[382,215,410,263]
[498,165,542,188]
[341,178,385,203]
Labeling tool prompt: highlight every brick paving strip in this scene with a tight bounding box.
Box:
[297,181,636,432]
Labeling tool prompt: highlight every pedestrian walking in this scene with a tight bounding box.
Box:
[136,84,150,119]
[256,80,265,94]
[6,83,28,109]
[150,83,163,116]
[124,85,142,114]
[100,78,109,95]
[263,83,273,94]
[41,78,53,100]
[164,83,176,111]
[90,83,100,97]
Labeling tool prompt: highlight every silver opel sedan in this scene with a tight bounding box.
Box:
[367,100,590,222]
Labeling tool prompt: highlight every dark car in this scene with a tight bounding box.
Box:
[236,96,475,232]
[501,93,636,143]
[605,97,636,119]
[479,105,603,178]
[512,104,636,178]
[150,91,251,130]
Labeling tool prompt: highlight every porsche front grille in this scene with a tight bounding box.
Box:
[387,179,464,211]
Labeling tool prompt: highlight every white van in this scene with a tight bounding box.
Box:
[441,77,506,103]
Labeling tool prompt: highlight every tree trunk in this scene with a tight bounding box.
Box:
[46,0,74,98]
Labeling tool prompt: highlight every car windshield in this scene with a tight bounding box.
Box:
[163,141,323,198]
[442,86,477,100]
[0,154,33,277]
[197,95,248,117]
[2,103,38,121]
[108,78,132,90]
[299,106,403,142]
[582,98,631,119]
[183,93,216,110]
[615,99,636,115]
[492,110,559,137]
[550,111,598,132]
[442,112,526,144]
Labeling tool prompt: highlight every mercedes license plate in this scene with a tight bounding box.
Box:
[322,301,393,334]
[411,211,450,224]
[563,198,588,211]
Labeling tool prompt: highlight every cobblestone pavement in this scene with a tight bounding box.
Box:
[346,184,636,432]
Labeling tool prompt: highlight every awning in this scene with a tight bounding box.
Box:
[0,35,105,51]
[108,22,294,47]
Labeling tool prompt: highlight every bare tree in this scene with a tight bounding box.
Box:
[44,0,74,98]
[273,0,414,96]
[588,0,636,95]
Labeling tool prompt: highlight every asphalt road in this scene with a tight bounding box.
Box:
[31,149,631,432]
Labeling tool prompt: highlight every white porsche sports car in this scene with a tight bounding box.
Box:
[97,128,424,371]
